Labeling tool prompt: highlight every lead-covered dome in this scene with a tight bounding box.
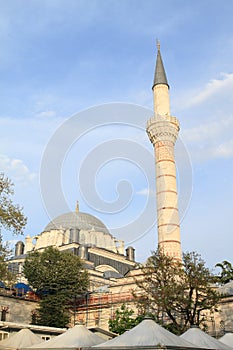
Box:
[44,211,110,235]
[218,281,233,296]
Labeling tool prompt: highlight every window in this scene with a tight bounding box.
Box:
[1,306,9,321]
[0,332,9,341]
[41,336,51,341]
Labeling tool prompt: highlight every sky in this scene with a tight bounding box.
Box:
[1,0,233,270]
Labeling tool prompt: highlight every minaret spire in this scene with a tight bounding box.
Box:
[152,41,170,117]
[152,40,169,90]
[146,44,182,261]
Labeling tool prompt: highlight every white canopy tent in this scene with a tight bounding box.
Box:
[24,325,104,350]
[93,318,198,348]
[219,334,233,347]
[0,328,43,350]
[180,327,233,350]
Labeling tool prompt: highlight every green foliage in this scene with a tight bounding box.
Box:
[37,295,70,328]
[0,173,26,285]
[0,235,16,287]
[135,250,220,335]
[215,260,233,284]
[108,304,144,334]
[23,246,89,327]
[0,173,27,235]
[182,252,219,326]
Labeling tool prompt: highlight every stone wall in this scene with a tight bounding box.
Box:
[0,293,38,324]
[1,287,233,336]
[214,296,233,335]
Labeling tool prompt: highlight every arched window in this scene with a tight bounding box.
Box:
[1,306,9,321]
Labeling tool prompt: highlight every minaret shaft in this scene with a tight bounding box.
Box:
[155,140,180,256]
[153,84,170,117]
[147,46,182,260]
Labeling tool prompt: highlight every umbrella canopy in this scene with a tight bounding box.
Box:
[219,334,233,347]
[0,328,43,350]
[94,318,197,348]
[180,327,233,350]
[26,325,104,349]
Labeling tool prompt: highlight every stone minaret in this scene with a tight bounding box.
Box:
[146,42,182,260]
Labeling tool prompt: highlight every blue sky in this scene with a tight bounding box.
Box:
[1,0,233,269]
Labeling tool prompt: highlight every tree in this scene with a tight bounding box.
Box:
[109,304,144,334]
[182,252,219,327]
[0,173,26,286]
[0,173,27,235]
[215,260,233,284]
[0,237,16,287]
[23,246,89,328]
[135,250,219,335]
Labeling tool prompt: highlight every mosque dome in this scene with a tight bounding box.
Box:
[218,281,233,296]
[44,211,111,235]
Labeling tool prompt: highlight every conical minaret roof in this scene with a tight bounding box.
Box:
[152,41,169,89]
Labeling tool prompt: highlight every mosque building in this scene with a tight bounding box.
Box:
[9,202,136,291]
[10,41,182,283]
[6,43,182,330]
[4,44,231,335]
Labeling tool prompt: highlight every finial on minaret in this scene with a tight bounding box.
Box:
[156,39,160,51]
[76,201,79,213]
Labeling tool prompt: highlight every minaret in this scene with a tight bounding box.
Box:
[146,42,182,260]
[76,200,79,213]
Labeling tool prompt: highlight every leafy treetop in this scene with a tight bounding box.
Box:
[23,246,89,328]
[109,304,144,335]
[23,246,89,297]
[134,250,220,335]
[215,260,233,284]
[0,173,27,235]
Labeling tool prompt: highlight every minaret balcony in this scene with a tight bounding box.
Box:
[146,115,180,145]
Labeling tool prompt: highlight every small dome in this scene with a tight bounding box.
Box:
[218,281,233,296]
[44,211,111,235]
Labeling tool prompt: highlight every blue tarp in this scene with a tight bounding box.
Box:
[14,282,32,295]
[0,281,6,288]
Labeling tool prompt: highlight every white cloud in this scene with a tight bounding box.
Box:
[181,115,233,143]
[212,139,233,158]
[35,110,57,119]
[183,73,233,108]
[0,113,63,160]
[0,154,37,185]
[137,188,156,197]
[181,114,233,161]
